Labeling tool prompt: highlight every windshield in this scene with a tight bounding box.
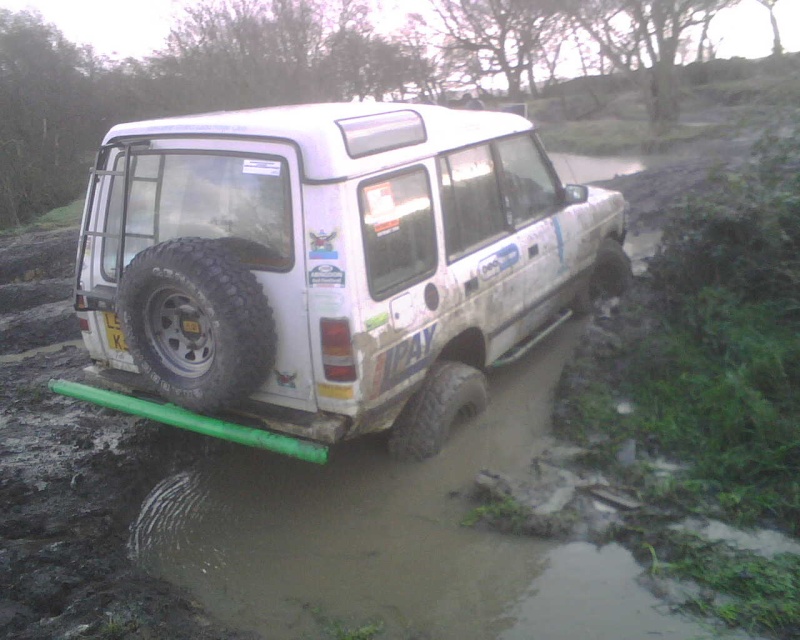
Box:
[102,151,293,279]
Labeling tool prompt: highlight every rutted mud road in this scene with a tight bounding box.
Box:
[0,144,747,639]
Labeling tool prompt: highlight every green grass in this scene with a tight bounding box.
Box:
[306,606,385,640]
[537,118,727,155]
[326,620,384,640]
[560,116,800,533]
[462,496,531,534]
[32,197,84,230]
[0,197,84,236]
[632,529,800,636]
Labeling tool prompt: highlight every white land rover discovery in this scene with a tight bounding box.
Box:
[70,102,630,461]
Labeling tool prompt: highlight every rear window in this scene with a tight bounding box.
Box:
[359,167,437,300]
[102,151,292,279]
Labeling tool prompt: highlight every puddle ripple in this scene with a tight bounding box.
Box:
[130,470,216,566]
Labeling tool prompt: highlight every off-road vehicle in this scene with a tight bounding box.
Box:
[63,102,630,461]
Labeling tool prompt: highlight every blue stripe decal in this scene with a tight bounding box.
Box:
[553,215,565,266]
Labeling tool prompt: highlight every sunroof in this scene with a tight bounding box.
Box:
[337,110,427,159]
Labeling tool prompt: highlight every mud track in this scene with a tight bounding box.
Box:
[0,145,736,639]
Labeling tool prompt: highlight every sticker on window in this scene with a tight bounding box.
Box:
[242,159,282,176]
[364,182,396,220]
[374,219,400,237]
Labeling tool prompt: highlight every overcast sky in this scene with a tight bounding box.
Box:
[1,0,798,61]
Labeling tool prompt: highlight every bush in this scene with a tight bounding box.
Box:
[625,116,800,529]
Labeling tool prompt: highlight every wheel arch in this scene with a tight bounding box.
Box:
[435,327,486,371]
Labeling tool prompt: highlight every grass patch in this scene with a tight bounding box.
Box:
[537,118,726,155]
[307,606,384,640]
[560,114,800,533]
[462,496,531,534]
[34,197,84,230]
[629,528,800,636]
[0,197,83,236]
[326,620,384,640]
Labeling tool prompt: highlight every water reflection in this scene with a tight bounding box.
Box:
[130,322,588,639]
[550,153,647,185]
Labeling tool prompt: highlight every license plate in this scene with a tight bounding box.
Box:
[103,312,128,352]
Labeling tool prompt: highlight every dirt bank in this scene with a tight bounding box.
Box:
[0,135,743,639]
[0,232,257,638]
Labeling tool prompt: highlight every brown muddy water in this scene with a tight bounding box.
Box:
[550,153,647,185]
[128,321,720,640]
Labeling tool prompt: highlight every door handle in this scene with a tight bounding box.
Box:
[465,277,479,295]
[528,243,539,258]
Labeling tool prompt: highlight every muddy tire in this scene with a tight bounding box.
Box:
[592,239,633,297]
[388,361,488,461]
[570,275,594,316]
[116,237,277,412]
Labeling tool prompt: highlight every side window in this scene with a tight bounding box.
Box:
[495,134,559,226]
[359,167,437,300]
[438,144,506,261]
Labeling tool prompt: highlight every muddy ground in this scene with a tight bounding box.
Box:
[0,135,751,639]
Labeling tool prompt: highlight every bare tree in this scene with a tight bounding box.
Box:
[160,0,326,110]
[566,0,737,133]
[753,0,783,56]
[428,0,559,100]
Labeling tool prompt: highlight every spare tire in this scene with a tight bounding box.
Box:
[116,237,277,412]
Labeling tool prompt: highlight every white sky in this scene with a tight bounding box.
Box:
[0,0,798,61]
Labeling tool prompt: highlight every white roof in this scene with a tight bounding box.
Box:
[102,102,534,181]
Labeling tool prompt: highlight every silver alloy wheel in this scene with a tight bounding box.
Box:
[144,287,215,378]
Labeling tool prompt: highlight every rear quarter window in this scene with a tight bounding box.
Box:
[359,167,437,300]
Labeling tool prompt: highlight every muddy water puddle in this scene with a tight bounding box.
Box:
[550,153,648,185]
[130,320,722,639]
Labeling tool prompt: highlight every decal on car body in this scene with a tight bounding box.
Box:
[309,230,338,259]
[373,323,437,395]
[478,244,520,280]
[309,264,345,287]
[275,370,297,388]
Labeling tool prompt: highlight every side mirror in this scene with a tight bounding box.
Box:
[564,184,589,205]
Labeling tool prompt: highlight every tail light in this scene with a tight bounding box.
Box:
[320,318,356,382]
[78,317,90,332]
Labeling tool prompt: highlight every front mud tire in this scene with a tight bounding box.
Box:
[591,238,632,298]
[572,238,633,315]
[388,361,488,461]
[116,237,277,412]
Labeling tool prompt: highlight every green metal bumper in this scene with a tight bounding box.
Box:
[49,379,328,464]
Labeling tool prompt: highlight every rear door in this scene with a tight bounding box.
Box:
[91,138,317,413]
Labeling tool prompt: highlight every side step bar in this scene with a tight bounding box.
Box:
[490,309,574,368]
[49,379,328,465]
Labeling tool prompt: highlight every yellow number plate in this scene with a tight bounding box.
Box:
[182,320,201,334]
[103,312,128,352]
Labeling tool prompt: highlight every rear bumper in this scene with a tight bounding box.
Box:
[50,378,330,464]
[76,364,351,445]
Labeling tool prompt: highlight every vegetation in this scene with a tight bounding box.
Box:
[0,1,793,231]
[565,115,800,532]
[461,496,532,533]
[538,117,725,154]
[308,606,385,640]
[550,113,800,637]
[617,527,800,637]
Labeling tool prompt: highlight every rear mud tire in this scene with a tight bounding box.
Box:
[388,361,488,461]
[116,237,277,412]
